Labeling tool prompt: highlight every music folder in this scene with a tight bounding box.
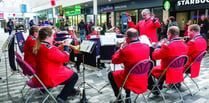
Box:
[80,40,96,54]
[100,35,116,46]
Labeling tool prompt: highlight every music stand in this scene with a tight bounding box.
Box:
[79,40,101,103]
[98,35,118,93]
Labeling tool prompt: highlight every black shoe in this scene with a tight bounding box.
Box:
[70,89,80,96]
[56,97,67,103]
[76,68,80,73]
[101,63,106,68]
[152,91,160,95]
[125,98,131,103]
[175,83,181,89]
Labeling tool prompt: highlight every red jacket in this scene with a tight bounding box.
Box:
[128,18,161,43]
[112,40,150,94]
[184,35,207,78]
[152,38,188,84]
[33,42,74,87]
[87,34,99,40]
[23,35,36,69]
[184,25,189,36]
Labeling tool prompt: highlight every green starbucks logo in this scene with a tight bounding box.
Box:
[164,0,170,11]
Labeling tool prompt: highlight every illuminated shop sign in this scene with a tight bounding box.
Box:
[100,5,114,12]
[177,0,209,6]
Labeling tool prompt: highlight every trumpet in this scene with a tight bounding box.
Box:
[95,26,103,31]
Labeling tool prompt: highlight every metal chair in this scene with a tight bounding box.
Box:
[16,57,58,103]
[183,51,207,96]
[114,59,154,103]
[148,55,188,103]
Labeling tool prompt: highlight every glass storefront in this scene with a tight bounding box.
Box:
[67,15,84,31]
[115,10,138,27]
[97,13,107,26]
[176,9,209,31]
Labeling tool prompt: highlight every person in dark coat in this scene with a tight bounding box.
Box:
[29,19,35,27]
[78,20,86,41]
[198,15,209,42]
[7,19,14,35]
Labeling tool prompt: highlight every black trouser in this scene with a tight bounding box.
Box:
[57,73,78,101]
[75,53,82,71]
[8,30,12,35]
[108,72,130,99]
[148,73,165,90]
[150,47,156,66]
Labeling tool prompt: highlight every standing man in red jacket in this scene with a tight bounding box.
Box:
[184,24,207,78]
[128,9,161,43]
[108,28,150,103]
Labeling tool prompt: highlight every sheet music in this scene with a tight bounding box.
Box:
[105,32,117,37]
[110,64,124,71]
[139,35,152,47]
[90,35,98,39]
[80,40,95,53]
[100,35,116,46]
[116,37,125,44]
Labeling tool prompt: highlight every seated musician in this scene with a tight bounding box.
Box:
[151,26,188,91]
[184,24,207,75]
[114,26,123,36]
[32,27,79,103]
[67,28,82,73]
[23,26,40,69]
[87,26,99,39]
[108,28,150,103]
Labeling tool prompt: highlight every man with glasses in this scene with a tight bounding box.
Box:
[128,9,161,43]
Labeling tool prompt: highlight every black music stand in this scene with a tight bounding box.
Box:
[98,35,118,93]
[79,40,101,103]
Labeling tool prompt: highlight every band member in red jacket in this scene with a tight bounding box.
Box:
[108,28,150,103]
[87,26,99,40]
[32,27,78,103]
[23,26,39,69]
[184,24,207,78]
[151,26,188,90]
[128,9,161,43]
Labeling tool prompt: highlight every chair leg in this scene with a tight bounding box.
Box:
[182,82,193,96]
[25,90,35,103]
[43,88,58,103]
[190,78,200,95]
[134,94,139,102]
[173,84,184,103]
[142,94,148,103]
[147,84,166,103]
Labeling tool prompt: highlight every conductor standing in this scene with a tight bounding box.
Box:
[128,9,161,43]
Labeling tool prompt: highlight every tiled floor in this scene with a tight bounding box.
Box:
[0,28,209,103]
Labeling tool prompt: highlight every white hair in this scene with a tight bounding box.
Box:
[141,9,150,15]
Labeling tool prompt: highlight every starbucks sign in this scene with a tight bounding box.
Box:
[177,0,209,6]
[174,0,209,11]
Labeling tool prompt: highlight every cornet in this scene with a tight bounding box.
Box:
[95,26,103,31]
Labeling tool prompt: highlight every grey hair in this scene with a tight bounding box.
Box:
[141,9,150,15]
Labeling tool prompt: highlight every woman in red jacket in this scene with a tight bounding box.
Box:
[32,27,78,103]
[23,26,39,69]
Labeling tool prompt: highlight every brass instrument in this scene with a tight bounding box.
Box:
[95,26,103,31]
